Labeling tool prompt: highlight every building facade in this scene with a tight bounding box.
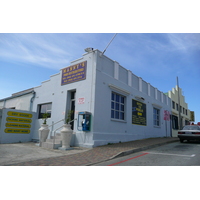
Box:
[0,49,172,147]
[167,85,192,137]
[0,88,35,111]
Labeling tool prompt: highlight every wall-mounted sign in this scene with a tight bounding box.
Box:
[5,111,33,134]
[190,111,195,122]
[78,98,85,104]
[164,110,170,121]
[6,123,31,128]
[61,61,87,85]
[6,117,32,123]
[4,129,30,134]
[132,99,146,126]
[7,111,32,118]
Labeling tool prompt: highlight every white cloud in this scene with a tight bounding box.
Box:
[0,34,74,69]
[167,33,200,52]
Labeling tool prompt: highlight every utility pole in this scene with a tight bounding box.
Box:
[177,76,182,129]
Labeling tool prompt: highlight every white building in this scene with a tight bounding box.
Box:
[0,88,35,111]
[0,49,172,147]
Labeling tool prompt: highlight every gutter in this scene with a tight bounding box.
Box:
[29,91,36,111]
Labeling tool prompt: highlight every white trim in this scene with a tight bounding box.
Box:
[114,61,119,80]
[139,77,142,92]
[152,103,162,109]
[155,88,158,99]
[70,57,84,64]
[128,70,132,87]
[108,84,130,96]
[148,83,151,96]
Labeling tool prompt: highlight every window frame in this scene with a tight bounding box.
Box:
[176,103,179,111]
[38,103,52,119]
[111,92,126,121]
[153,107,160,127]
[172,115,179,129]
[172,101,175,109]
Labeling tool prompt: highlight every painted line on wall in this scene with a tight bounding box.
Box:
[108,153,149,166]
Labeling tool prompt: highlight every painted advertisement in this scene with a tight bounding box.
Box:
[61,61,87,85]
[0,108,36,144]
[4,111,33,134]
[132,99,147,126]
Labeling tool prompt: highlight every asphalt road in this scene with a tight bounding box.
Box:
[93,141,200,166]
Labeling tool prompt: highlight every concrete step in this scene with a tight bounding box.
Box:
[46,138,62,144]
[41,141,62,149]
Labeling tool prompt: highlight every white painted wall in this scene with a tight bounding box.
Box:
[30,49,172,147]
[31,53,97,147]
[92,50,172,147]
[0,93,33,111]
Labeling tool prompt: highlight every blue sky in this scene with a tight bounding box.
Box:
[0,33,200,122]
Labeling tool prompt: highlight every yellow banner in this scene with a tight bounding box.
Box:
[6,123,31,128]
[190,111,195,121]
[6,117,32,123]
[4,128,30,134]
[7,111,32,118]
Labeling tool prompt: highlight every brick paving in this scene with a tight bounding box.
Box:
[6,137,179,166]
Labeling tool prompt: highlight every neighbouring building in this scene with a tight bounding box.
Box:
[167,85,194,137]
[0,88,35,111]
[0,49,172,147]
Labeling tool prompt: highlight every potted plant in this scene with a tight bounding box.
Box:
[38,113,50,146]
[59,110,74,150]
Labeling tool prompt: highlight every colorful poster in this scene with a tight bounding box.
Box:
[61,61,87,85]
[132,99,147,126]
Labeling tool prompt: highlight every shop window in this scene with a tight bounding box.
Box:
[172,101,175,109]
[153,107,160,126]
[172,115,178,129]
[176,103,179,111]
[38,103,52,119]
[111,92,125,120]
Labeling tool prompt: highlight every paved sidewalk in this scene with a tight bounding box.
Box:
[2,137,179,166]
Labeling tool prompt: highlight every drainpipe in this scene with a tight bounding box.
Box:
[29,91,36,111]
[3,99,6,108]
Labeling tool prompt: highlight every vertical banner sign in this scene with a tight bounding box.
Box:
[61,61,87,85]
[190,111,195,122]
[132,99,146,126]
[164,110,170,121]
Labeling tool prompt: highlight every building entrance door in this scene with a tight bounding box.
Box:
[70,91,76,130]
